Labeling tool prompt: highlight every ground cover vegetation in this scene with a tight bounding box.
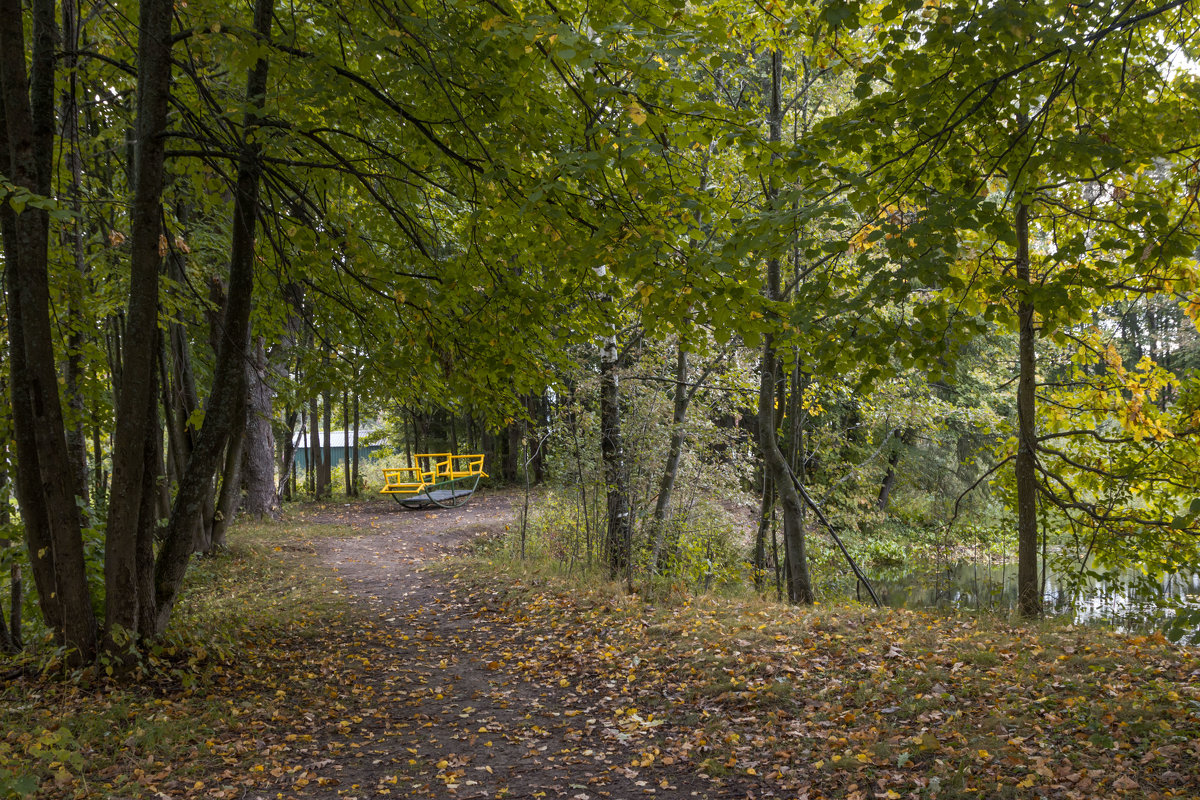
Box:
[2,0,1200,788]
[2,507,1198,798]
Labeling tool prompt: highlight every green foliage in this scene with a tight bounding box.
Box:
[507,487,750,595]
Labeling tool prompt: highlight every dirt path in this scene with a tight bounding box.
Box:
[286,491,721,800]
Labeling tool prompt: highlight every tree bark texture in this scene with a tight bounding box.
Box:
[351,393,360,496]
[311,397,325,496]
[756,48,813,605]
[102,0,175,647]
[1,0,98,659]
[877,429,913,511]
[61,0,91,517]
[321,390,332,494]
[153,0,273,634]
[600,329,632,580]
[343,390,351,496]
[211,399,246,551]
[1015,201,1043,618]
[278,410,298,502]
[753,468,773,592]
[243,338,278,517]
[650,345,689,571]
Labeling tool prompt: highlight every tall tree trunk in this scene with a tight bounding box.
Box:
[1,0,98,660]
[343,389,351,496]
[310,397,323,495]
[161,318,211,555]
[135,373,160,638]
[877,428,910,511]
[0,443,16,653]
[278,409,298,502]
[153,0,273,634]
[91,414,106,507]
[60,0,90,518]
[597,271,632,580]
[322,390,332,494]
[351,393,360,496]
[757,48,813,605]
[102,0,175,647]
[242,338,278,517]
[651,345,689,570]
[303,411,312,493]
[1015,201,1042,618]
[753,468,773,592]
[210,397,246,551]
[8,561,21,652]
[404,407,415,466]
[504,420,520,482]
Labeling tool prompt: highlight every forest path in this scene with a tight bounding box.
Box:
[289,490,722,800]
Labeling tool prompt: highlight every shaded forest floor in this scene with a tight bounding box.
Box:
[2,490,1199,800]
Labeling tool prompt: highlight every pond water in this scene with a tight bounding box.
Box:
[854,559,1200,645]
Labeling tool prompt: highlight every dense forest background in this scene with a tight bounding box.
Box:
[2,0,1200,665]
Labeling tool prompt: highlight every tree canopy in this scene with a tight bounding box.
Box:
[2,0,1199,662]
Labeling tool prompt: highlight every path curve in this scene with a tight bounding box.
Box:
[293,491,719,800]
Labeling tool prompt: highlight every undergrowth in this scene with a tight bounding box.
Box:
[0,519,351,799]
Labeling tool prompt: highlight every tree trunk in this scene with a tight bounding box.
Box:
[1,0,99,660]
[877,428,913,511]
[757,48,813,606]
[135,375,160,638]
[351,393,360,496]
[91,416,107,508]
[61,0,90,520]
[1015,201,1042,618]
[504,420,520,482]
[0,447,16,653]
[102,0,175,648]
[242,338,278,517]
[278,409,298,502]
[321,390,332,495]
[343,389,351,496]
[310,397,324,496]
[303,410,312,493]
[210,398,246,551]
[598,285,632,581]
[531,394,547,484]
[651,345,689,571]
[152,0,273,635]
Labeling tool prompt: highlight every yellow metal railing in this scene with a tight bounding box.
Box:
[379,453,487,504]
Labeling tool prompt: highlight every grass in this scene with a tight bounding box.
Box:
[3,505,1199,799]
[443,544,1200,799]
[0,518,353,799]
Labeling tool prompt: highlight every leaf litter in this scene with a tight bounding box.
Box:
[2,491,1197,800]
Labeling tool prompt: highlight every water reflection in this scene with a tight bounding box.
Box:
[858,560,1200,645]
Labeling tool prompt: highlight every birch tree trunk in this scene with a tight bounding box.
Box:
[597,267,633,580]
